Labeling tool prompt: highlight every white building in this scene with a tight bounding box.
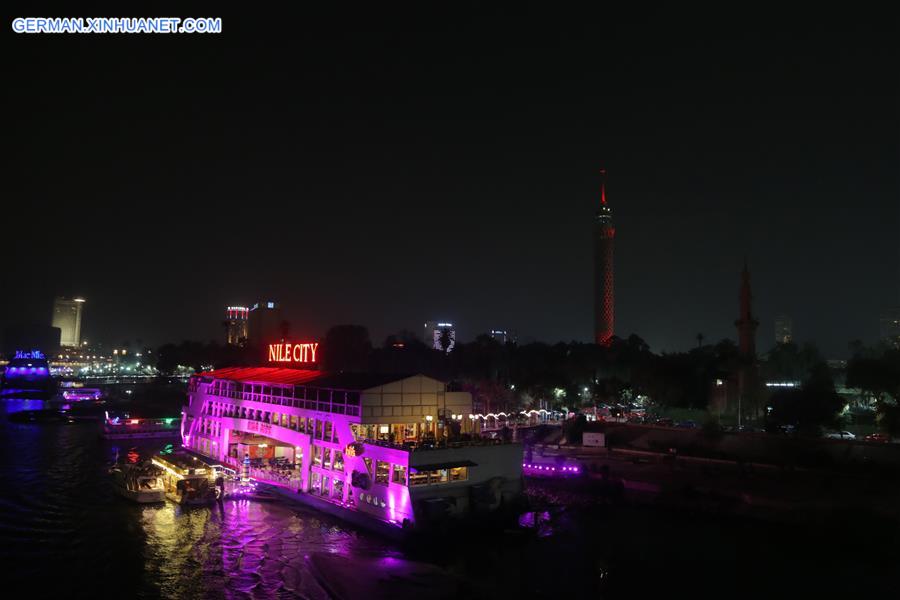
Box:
[52,297,85,348]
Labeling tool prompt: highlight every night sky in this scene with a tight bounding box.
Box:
[5,8,898,357]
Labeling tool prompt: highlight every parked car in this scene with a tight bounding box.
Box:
[675,420,699,429]
[654,418,674,427]
[823,430,856,440]
[864,433,890,443]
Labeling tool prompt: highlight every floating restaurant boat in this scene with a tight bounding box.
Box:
[1,350,55,397]
[151,452,222,505]
[101,412,181,440]
[109,461,166,503]
[180,344,524,533]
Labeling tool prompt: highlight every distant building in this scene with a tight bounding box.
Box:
[774,314,793,344]
[881,307,900,348]
[52,297,85,347]
[225,306,249,346]
[489,329,517,345]
[424,321,456,352]
[248,301,283,347]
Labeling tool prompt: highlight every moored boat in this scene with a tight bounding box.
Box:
[152,452,221,505]
[101,412,181,440]
[110,461,166,503]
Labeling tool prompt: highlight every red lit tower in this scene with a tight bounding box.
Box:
[594,169,615,345]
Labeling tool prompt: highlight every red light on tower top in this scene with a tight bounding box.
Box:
[600,168,607,206]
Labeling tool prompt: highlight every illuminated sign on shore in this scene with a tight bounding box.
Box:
[14,350,45,359]
[267,342,319,364]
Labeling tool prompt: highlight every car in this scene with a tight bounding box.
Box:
[823,430,856,440]
[675,420,699,429]
[654,418,674,427]
[864,433,890,443]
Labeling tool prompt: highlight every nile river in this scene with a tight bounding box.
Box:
[1,397,895,599]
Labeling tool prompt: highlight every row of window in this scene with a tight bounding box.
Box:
[310,472,345,500]
[312,445,344,472]
[204,379,361,405]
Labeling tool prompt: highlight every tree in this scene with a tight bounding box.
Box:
[320,325,372,372]
[767,362,845,435]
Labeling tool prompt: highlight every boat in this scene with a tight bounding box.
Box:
[180,365,524,534]
[226,481,278,502]
[1,350,55,398]
[61,387,103,401]
[110,461,166,503]
[152,452,221,505]
[101,412,181,440]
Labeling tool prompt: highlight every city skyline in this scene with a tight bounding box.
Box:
[4,9,897,356]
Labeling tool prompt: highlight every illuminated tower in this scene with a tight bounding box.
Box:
[593,170,615,345]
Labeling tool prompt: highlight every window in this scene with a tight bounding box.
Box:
[450,467,468,482]
[310,472,321,494]
[333,451,344,472]
[333,478,344,500]
[363,457,373,476]
[409,469,429,486]
[315,420,323,440]
[435,469,449,483]
[324,421,333,442]
[321,476,330,497]
[375,461,390,485]
[323,448,332,470]
[392,464,407,485]
[313,445,322,467]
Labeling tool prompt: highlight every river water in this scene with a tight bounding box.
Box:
[1,397,896,599]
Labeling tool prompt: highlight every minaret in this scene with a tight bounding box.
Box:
[734,260,760,426]
[735,260,759,357]
[594,169,615,345]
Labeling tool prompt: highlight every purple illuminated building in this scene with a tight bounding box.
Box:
[182,368,523,530]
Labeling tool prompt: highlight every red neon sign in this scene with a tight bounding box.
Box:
[268,342,319,364]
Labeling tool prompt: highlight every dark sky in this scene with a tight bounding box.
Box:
[5,7,898,357]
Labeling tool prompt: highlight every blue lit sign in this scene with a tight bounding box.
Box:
[14,350,45,359]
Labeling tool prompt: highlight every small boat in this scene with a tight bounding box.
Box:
[110,461,166,503]
[101,412,180,440]
[227,483,278,502]
[152,453,221,505]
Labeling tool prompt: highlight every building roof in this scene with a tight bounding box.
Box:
[198,367,323,385]
[198,368,427,390]
[308,372,419,390]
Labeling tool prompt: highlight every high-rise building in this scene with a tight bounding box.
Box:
[424,321,456,352]
[225,306,249,346]
[52,297,85,347]
[248,301,283,347]
[881,307,900,349]
[774,314,793,344]
[593,169,615,345]
[489,329,517,345]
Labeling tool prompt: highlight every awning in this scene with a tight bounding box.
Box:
[409,460,477,473]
